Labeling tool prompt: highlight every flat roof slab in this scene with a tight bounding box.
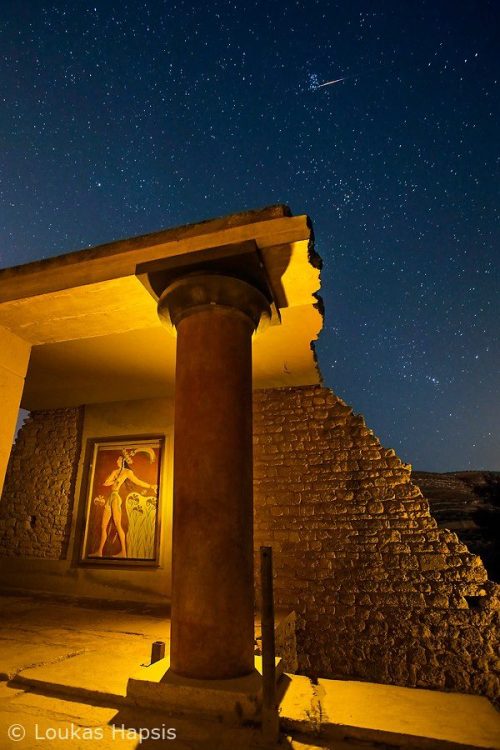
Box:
[0,206,323,409]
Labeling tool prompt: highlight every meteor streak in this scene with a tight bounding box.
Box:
[316,77,347,87]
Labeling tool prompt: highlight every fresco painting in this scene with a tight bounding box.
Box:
[82,439,162,564]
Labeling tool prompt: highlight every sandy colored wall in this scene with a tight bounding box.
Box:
[0,398,174,604]
[253,385,499,703]
[0,325,31,496]
[0,385,498,702]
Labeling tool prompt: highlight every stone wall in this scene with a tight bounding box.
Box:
[413,470,500,582]
[0,408,83,560]
[0,390,497,703]
[253,385,499,703]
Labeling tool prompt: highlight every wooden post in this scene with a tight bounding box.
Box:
[260,545,280,741]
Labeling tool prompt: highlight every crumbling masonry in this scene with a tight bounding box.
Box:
[1,384,498,703]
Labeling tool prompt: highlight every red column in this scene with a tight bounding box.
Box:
[158,274,270,680]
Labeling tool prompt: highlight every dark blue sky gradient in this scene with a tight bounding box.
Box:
[1,1,498,470]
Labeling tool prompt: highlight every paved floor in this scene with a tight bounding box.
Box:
[0,593,498,749]
[0,594,168,701]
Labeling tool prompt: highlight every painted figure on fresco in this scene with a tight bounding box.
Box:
[125,492,158,559]
[89,448,157,558]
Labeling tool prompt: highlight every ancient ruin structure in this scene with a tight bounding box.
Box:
[0,206,497,706]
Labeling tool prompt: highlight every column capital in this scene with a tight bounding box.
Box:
[157,273,272,332]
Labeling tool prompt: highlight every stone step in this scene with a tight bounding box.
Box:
[280,674,500,750]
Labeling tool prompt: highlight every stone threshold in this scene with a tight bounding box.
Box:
[280,674,500,750]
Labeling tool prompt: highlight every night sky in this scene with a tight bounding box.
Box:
[1,1,498,471]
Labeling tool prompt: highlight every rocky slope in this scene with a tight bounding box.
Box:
[412,471,500,582]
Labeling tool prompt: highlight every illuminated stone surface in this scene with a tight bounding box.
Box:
[253,385,500,703]
[1,388,499,701]
[280,674,500,749]
[0,207,498,714]
[0,598,497,748]
[0,326,30,495]
[0,206,321,410]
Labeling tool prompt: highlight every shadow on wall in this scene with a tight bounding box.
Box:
[14,409,30,441]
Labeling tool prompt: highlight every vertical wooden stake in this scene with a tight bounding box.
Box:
[260,545,280,742]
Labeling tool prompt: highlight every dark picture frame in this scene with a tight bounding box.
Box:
[80,437,163,566]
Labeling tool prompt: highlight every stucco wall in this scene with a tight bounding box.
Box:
[0,325,31,496]
[253,385,499,703]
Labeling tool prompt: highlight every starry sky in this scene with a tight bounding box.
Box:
[1,1,499,471]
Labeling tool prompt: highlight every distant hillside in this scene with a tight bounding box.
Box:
[412,471,500,582]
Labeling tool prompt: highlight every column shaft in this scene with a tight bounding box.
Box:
[170,305,255,679]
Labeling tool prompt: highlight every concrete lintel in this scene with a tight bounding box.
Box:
[0,209,310,304]
[1,207,321,409]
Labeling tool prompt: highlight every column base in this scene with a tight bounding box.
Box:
[126,656,283,725]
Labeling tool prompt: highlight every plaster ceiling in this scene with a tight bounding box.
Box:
[22,304,322,409]
[0,276,160,345]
